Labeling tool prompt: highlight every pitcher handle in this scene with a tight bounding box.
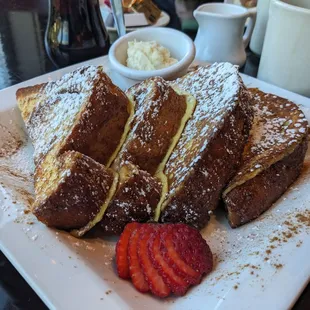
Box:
[243,8,257,47]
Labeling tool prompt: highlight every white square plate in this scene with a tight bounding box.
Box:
[0,56,310,310]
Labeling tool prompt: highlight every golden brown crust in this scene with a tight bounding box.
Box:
[16,66,131,166]
[16,83,47,122]
[160,103,252,228]
[16,67,131,234]
[225,137,308,227]
[33,151,116,230]
[160,63,253,229]
[223,89,309,227]
[113,77,188,175]
[59,80,130,166]
[100,162,162,234]
[224,89,309,195]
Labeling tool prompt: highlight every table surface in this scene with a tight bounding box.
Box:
[0,1,309,309]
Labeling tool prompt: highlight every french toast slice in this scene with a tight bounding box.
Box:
[112,77,196,222]
[223,89,309,228]
[16,66,133,167]
[113,77,196,175]
[100,162,162,234]
[33,150,118,235]
[159,63,253,229]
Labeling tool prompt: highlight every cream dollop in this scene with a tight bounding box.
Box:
[126,40,177,71]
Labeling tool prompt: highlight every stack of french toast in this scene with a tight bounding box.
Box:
[16,63,309,237]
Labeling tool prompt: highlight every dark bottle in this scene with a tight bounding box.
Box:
[45,0,111,68]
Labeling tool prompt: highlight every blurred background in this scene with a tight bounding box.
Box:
[0,0,257,90]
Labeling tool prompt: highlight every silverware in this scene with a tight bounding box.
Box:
[110,0,126,37]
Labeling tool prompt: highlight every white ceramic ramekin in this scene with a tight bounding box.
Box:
[108,27,195,81]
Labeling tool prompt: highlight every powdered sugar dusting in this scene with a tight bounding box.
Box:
[115,77,186,175]
[23,66,108,164]
[101,162,161,234]
[1,59,310,309]
[34,151,114,207]
[165,63,247,195]
[226,89,309,190]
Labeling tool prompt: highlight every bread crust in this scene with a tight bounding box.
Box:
[113,77,190,175]
[223,89,309,227]
[160,103,252,228]
[100,163,161,234]
[16,66,131,166]
[159,63,253,229]
[33,151,116,230]
[224,137,308,227]
[16,83,46,123]
[59,80,130,166]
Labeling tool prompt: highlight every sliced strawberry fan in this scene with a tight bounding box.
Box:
[115,222,213,298]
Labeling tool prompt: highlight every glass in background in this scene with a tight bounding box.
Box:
[45,0,110,68]
[257,0,310,97]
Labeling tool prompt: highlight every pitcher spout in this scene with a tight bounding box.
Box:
[193,8,206,25]
[193,2,256,67]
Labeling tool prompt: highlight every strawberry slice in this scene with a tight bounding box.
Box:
[160,226,202,285]
[172,224,213,275]
[138,225,171,298]
[148,227,189,296]
[116,222,140,279]
[115,222,213,298]
[128,226,149,292]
